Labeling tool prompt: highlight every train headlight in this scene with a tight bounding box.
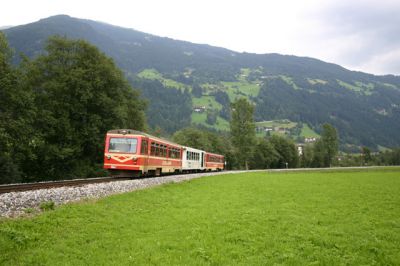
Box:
[107,155,111,160]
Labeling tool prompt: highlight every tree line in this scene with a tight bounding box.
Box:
[0,33,146,184]
[174,98,399,170]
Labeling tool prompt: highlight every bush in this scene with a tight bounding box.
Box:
[39,201,55,211]
[0,155,22,184]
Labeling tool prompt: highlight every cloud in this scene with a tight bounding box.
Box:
[311,0,400,74]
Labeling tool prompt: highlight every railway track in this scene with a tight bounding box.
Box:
[0,176,131,194]
[2,166,396,195]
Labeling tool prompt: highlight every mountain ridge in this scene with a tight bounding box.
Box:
[6,15,399,79]
[3,15,400,149]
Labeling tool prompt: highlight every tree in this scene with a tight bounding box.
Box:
[206,110,217,125]
[311,123,339,167]
[230,98,256,169]
[18,36,146,181]
[299,144,314,168]
[311,140,326,167]
[172,127,212,151]
[0,32,21,183]
[249,138,279,169]
[320,123,339,167]
[192,84,203,98]
[269,135,299,168]
[361,146,372,166]
[0,33,36,183]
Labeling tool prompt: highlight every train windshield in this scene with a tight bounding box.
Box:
[108,138,137,153]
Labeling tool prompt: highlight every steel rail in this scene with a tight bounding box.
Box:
[0,176,132,194]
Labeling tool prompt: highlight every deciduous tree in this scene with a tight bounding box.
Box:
[230,98,256,169]
[269,135,299,168]
[19,36,146,181]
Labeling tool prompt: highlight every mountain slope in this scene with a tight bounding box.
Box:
[3,15,400,149]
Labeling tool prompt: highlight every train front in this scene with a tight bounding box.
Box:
[103,129,144,177]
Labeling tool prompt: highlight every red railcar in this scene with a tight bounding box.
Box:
[104,129,182,177]
[205,152,225,171]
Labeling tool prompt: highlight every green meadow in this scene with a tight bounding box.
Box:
[1,169,400,265]
[137,69,187,90]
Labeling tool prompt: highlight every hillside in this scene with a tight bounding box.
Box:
[3,15,400,150]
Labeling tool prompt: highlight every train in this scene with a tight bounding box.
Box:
[103,129,225,177]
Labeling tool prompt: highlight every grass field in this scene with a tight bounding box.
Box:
[137,69,187,90]
[337,80,374,96]
[191,112,230,131]
[280,75,300,90]
[301,124,320,138]
[192,96,223,111]
[307,78,328,85]
[1,169,400,265]
[255,119,297,129]
[221,81,260,101]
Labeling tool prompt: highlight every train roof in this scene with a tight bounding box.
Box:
[182,146,205,153]
[106,129,182,147]
[206,151,224,157]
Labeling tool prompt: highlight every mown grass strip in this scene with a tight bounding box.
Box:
[1,169,399,265]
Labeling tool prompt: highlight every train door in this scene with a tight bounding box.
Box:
[201,152,205,168]
[141,137,149,175]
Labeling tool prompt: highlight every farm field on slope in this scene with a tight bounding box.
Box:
[1,169,400,265]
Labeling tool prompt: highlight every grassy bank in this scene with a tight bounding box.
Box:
[1,169,400,264]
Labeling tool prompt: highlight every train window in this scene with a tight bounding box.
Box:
[141,139,148,155]
[172,148,179,159]
[155,143,160,156]
[150,142,156,156]
[108,138,137,153]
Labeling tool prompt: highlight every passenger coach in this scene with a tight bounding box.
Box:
[182,146,205,172]
[205,152,225,171]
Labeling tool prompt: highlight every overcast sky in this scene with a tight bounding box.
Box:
[1,0,399,75]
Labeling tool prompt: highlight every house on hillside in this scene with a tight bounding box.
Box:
[256,126,273,133]
[193,106,206,113]
[296,144,304,156]
[305,137,317,143]
[275,127,287,134]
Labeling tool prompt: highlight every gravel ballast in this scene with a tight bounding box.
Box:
[0,171,247,218]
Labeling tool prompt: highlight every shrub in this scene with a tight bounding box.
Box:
[39,201,55,211]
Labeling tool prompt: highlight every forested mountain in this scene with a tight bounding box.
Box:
[3,15,400,150]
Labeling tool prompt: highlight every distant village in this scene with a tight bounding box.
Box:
[194,105,318,156]
[255,124,317,143]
